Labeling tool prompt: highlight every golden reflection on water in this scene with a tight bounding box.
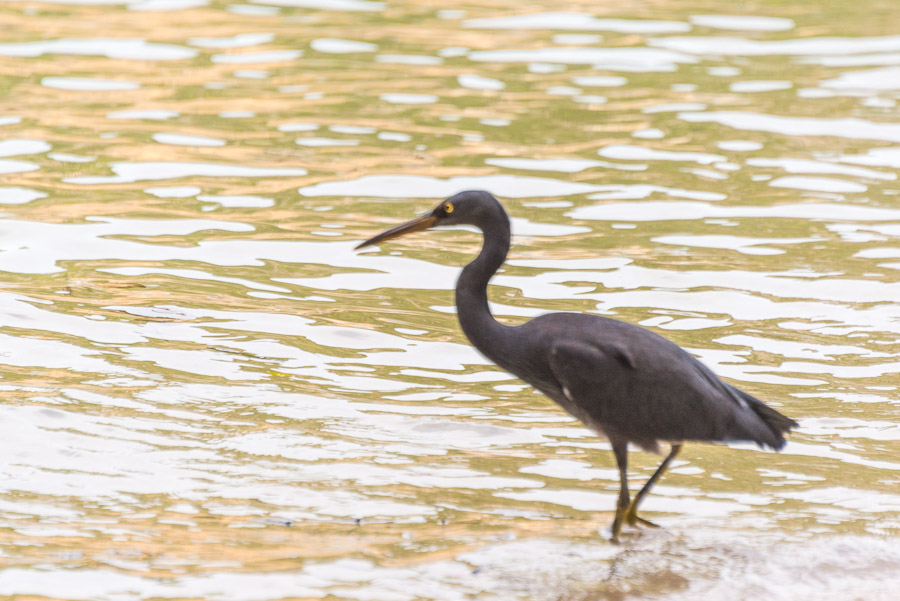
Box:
[0,0,899,598]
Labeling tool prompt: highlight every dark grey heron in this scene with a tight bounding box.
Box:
[356,190,797,542]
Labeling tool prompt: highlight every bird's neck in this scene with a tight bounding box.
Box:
[455,216,512,361]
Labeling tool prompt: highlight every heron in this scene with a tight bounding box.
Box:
[356,190,798,543]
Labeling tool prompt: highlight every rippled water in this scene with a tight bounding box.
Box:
[1,0,899,599]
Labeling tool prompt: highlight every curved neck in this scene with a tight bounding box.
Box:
[455,217,511,361]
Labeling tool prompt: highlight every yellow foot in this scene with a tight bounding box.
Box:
[611,508,661,543]
[629,515,660,528]
[624,507,660,529]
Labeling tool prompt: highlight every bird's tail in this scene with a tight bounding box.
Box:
[732,385,799,450]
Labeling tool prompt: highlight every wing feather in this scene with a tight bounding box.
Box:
[545,334,789,449]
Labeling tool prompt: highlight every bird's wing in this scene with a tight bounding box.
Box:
[545,337,783,447]
[546,340,641,436]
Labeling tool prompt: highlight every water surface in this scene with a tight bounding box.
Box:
[0,0,898,599]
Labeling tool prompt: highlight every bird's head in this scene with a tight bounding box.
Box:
[355,190,503,250]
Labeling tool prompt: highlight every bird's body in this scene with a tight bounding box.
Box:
[476,312,792,453]
[357,190,797,542]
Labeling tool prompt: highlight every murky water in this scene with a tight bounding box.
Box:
[1,0,899,598]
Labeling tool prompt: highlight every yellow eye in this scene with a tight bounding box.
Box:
[444,202,454,214]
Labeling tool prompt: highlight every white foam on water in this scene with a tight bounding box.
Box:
[469,47,698,71]
[437,46,468,57]
[310,38,377,53]
[689,14,795,31]
[144,186,201,198]
[0,336,140,376]
[101,267,287,292]
[797,87,836,98]
[107,109,179,120]
[643,102,706,113]
[49,152,95,162]
[0,187,47,205]
[801,52,900,67]
[552,33,603,45]
[295,137,359,147]
[233,69,268,79]
[152,133,226,147]
[632,128,665,139]
[821,66,900,90]
[0,0,129,4]
[0,139,51,157]
[247,0,383,9]
[528,62,566,73]
[128,0,207,10]
[0,38,196,60]
[862,97,896,108]
[586,184,725,201]
[458,74,505,90]
[519,458,619,481]
[653,234,818,256]
[769,176,867,193]
[64,162,307,184]
[856,248,900,259]
[0,160,39,174]
[377,131,411,142]
[719,335,888,361]
[277,122,318,132]
[730,80,793,92]
[569,200,900,222]
[298,174,601,198]
[486,157,604,173]
[509,217,590,237]
[211,50,301,63]
[836,147,900,168]
[375,54,443,65]
[550,86,583,97]
[188,33,273,48]
[227,3,279,15]
[571,75,627,87]
[329,125,375,134]
[379,93,438,104]
[464,12,690,34]
[575,95,607,104]
[651,33,900,56]
[41,77,140,91]
[468,534,900,601]
[598,144,725,164]
[0,0,205,7]
[197,195,274,208]
[708,66,741,76]
[747,157,895,181]
[498,487,748,517]
[680,111,900,143]
[717,140,763,151]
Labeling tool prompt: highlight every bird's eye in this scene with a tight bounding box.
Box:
[444,202,454,214]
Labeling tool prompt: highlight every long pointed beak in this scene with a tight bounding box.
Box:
[355,213,438,250]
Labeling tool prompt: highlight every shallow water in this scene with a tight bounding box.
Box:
[0,0,898,599]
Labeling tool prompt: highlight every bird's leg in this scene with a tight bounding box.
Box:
[624,443,682,528]
[609,439,630,544]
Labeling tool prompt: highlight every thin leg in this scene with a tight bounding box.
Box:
[625,443,682,527]
[609,438,630,544]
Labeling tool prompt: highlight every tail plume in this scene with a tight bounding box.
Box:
[731,385,799,450]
